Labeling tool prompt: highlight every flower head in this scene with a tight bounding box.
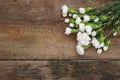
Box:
[73,14,78,19]
[65,27,71,35]
[97,48,103,54]
[62,5,68,17]
[92,38,100,49]
[76,44,84,55]
[94,17,99,23]
[77,32,91,46]
[79,8,86,14]
[103,40,111,51]
[79,23,85,32]
[64,18,70,23]
[75,17,81,25]
[69,23,74,27]
[85,26,92,35]
[103,46,109,51]
[83,15,90,22]
[113,32,117,36]
[92,31,97,37]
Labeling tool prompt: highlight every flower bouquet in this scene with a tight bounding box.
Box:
[61,0,120,55]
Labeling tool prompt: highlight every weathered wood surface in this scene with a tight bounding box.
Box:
[0,22,120,59]
[0,0,112,23]
[0,0,120,80]
[0,0,119,59]
[0,61,119,80]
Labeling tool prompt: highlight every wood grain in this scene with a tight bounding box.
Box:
[0,0,112,23]
[0,22,120,59]
[0,61,119,80]
[0,0,118,60]
[0,0,120,79]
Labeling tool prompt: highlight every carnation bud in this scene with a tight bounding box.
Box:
[64,18,70,23]
[68,8,77,14]
[69,23,74,27]
[71,29,79,33]
[105,40,111,47]
[98,35,105,43]
[97,48,103,54]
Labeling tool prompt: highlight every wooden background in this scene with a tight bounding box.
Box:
[0,0,120,80]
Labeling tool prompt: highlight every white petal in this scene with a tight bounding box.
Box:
[79,23,85,32]
[63,14,67,17]
[97,49,103,54]
[82,33,91,41]
[64,18,70,23]
[75,17,81,25]
[79,8,86,14]
[103,46,109,51]
[113,32,117,36]
[85,26,92,35]
[69,23,74,27]
[80,40,90,46]
[76,45,84,55]
[77,32,82,41]
[83,15,90,22]
[94,17,99,23]
[77,32,91,46]
[62,5,67,9]
[92,31,97,37]
[73,14,78,19]
[65,27,71,35]
[62,5,68,17]
[92,38,100,49]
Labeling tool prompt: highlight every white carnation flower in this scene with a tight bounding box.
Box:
[69,23,74,27]
[97,49,103,54]
[92,38,105,49]
[79,34,90,46]
[73,14,78,19]
[92,38,100,49]
[64,18,70,23]
[103,46,109,51]
[63,14,67,17]
[92,31,97,37]
[82,33,91,41]
[76,44,84,55]
[65,27,71,35]
[94,17,99,23]
[79,23,85,32]
[83,15,90,22]
[85,26,92,35]
[75,17,81,25]
[77,32,91,46]
[77,32,82,41]
[113,32,117,36]
[62,5,68,17]
[79,8,86,14]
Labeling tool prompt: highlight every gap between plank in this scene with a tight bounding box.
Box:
[0,59,120,62]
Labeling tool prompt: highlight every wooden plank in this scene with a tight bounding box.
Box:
[0,61,119,80]
[0,22,120,59]
[0,0,112,23]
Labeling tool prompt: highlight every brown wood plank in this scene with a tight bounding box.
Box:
[0,61,119,80]
[0,0,112,23]
[0,22,120,59]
